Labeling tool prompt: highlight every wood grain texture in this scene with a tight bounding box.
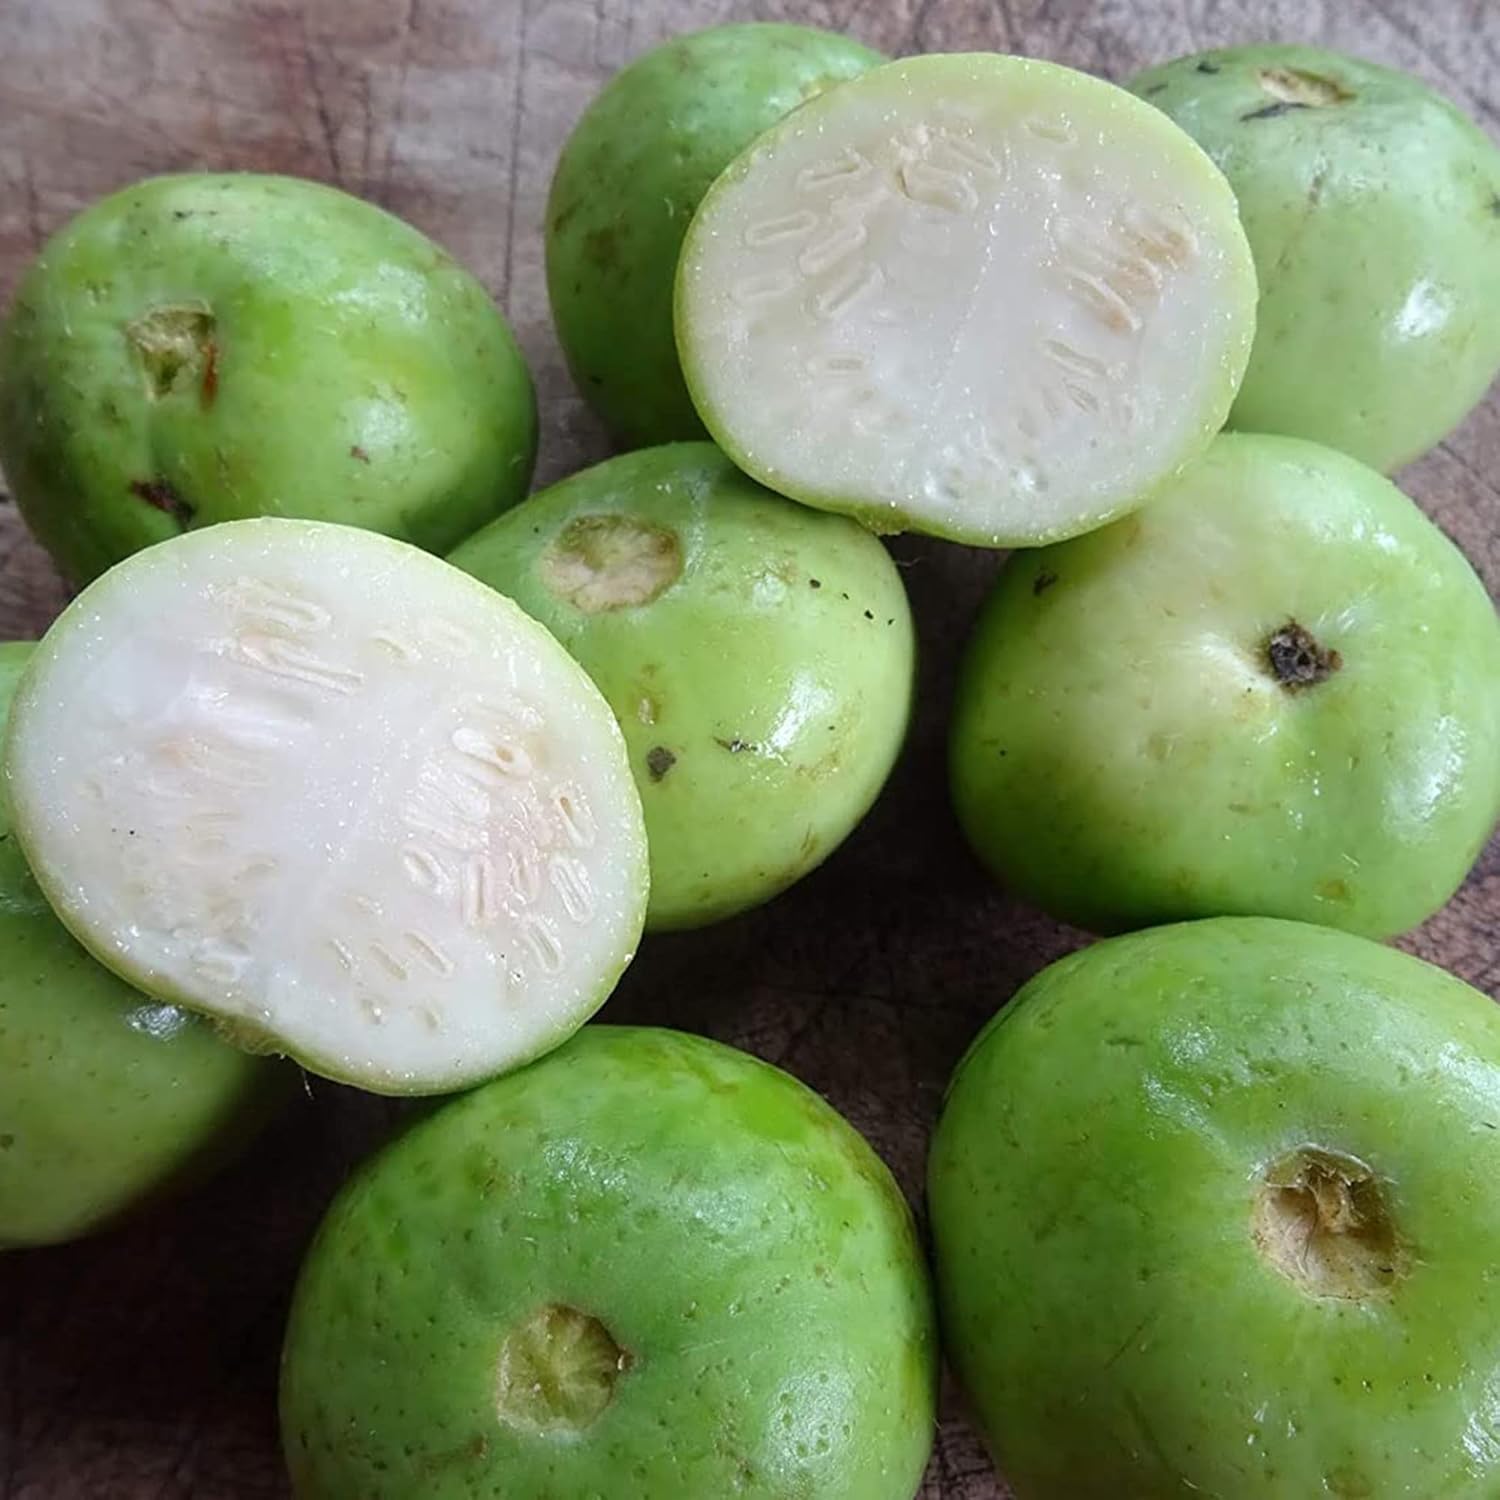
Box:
[0,1,1496,1496]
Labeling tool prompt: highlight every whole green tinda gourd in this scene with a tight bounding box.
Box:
[950,432,1500,939]
[1130,44,1500,471]
[449,443,914,931]
[0,173,537,582]
[546,23,883,447]
[0,642,291,1247]
[930,918,1500,1498]
[281,1026,937,1500]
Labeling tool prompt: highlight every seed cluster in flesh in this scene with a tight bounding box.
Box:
[679,57,1255,543]
[122,578,598,1011]
[3,523,646,1092]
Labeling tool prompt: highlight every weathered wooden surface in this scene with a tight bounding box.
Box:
[0,1,1496,1495]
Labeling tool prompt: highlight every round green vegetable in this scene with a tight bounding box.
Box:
[449,443,914,930]
[2,520,648,1095]
[0,172,537,583]
[676,53,1256,546]
[546,23,882,447]
[281,1025,937,1499]
[0,641,290,1247]
[1130,44,1500,472]
[950,432,1500,938]
[930,916,1500,1498]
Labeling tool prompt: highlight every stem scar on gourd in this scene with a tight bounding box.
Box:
[540,514,683,612]
[1265,620,1341,691]
[494,1304,631,1435]
[1252,1146,1406,1300]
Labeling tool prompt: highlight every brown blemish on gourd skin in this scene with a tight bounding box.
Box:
[1241,66,1355,121]
[199,340,219,407]
[583,224,622,274]
[645,746,676,782]
[1257,65,1355,108]
[1242,100,1308,122]
[128,477,194,527]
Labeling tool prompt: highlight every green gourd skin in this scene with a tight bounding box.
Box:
[0,173,537,583]
[0,641,292,1248]
[450,443,915,931]
[950,432,1500,940]
[1131,44,1500,472]
[930,917,1500,1498]
[281,1025,937,1500]
[546,23,883,448]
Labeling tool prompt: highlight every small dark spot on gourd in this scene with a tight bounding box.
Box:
[1196,60,1221,74]
[200,340,219,407]
[863,608,874,620]
[809,578,821,588]
[129,477,195,527]
[1033,568,1058,595]
[646,746,676,782]
[715,736,755,754]
[350,444,371,464]
[584,224,622,273]
[1242,101,1309,121]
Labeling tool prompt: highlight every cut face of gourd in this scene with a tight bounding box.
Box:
[675,54,1258,546]
[1,520,648,1095]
